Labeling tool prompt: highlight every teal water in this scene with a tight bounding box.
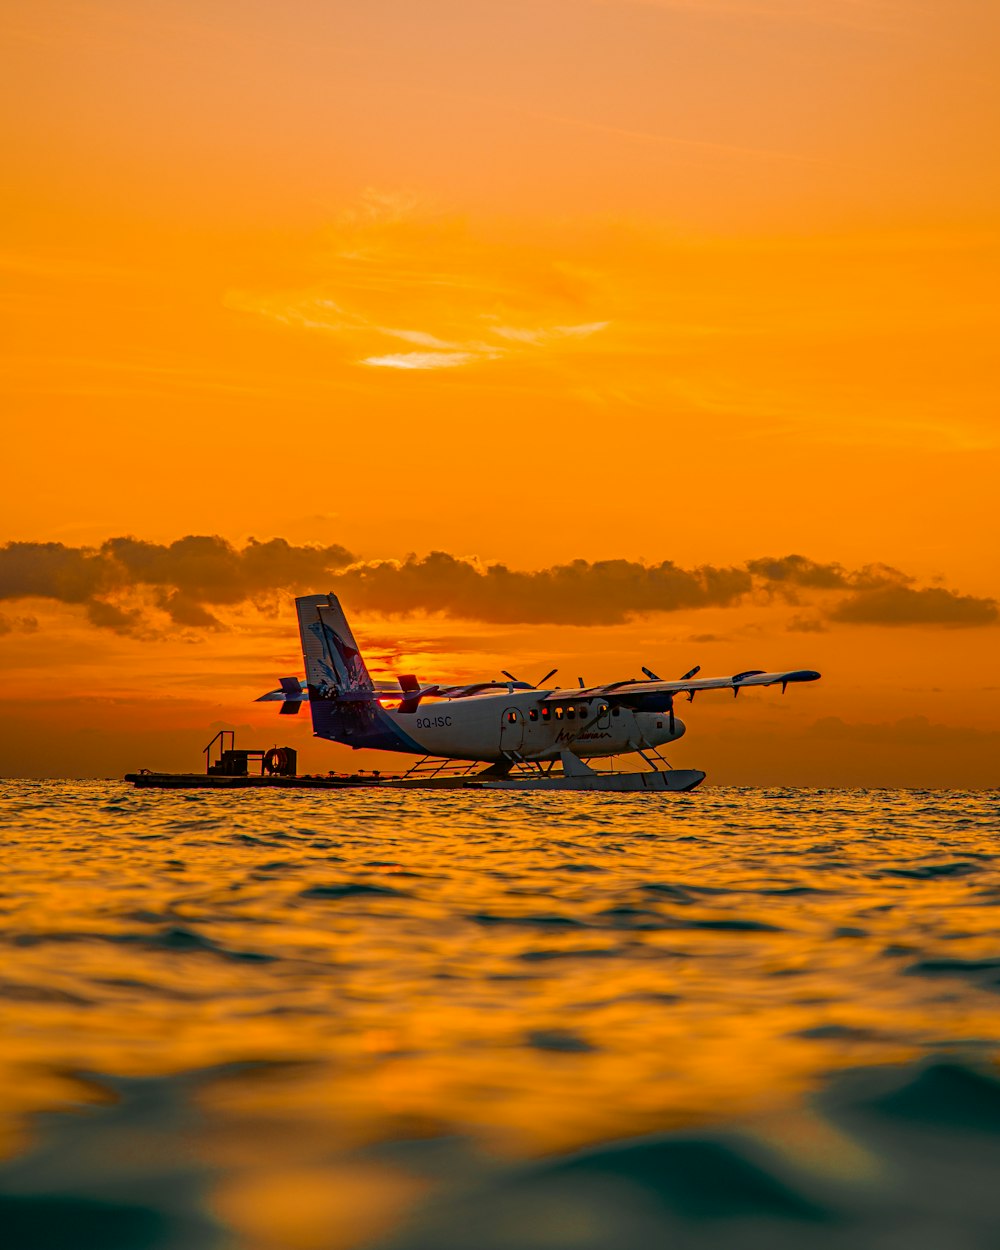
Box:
[1,782,999,1248]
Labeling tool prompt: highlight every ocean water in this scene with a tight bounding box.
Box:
[1,781,999,1250]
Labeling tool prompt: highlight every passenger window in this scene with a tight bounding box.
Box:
[554,706,563,720]
[566,708,575,720]
[541,707,551,721]
[578,703,588,716]
[528,708,538,722]
[506,711,517,723]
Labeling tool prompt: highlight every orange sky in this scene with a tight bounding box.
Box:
[1,0,998,782]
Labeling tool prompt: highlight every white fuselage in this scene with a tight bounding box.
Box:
[380,689,685,762]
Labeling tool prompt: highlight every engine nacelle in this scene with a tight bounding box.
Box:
[635,711,686,746]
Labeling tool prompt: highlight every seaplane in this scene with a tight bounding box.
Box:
[256,593,820,792]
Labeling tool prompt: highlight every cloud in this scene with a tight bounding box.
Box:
[226,194,613,374]
[155,593,225,630]
[746,554,909,591]
[379,328,461,348]
[748,556,996,626]
[108,535,353,603]
[830,585,999,627]
[359,321,609,368]
[0,611,38,636]
[360,631,529,657]
[0,536,355,633]
[332,553,752,626]
[0,541,113,603]
[361,351,490,370]
[0,537,994,634]
[786,615,829,633]
[335,187,426,227]
[489,321,609,345]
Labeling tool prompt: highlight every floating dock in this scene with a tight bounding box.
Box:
[124,767,706,793]
[124,731,705,793]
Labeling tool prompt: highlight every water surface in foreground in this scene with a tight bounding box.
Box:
[1,783,998,1248]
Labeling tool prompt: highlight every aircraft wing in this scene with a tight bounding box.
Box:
[541,669,821,701]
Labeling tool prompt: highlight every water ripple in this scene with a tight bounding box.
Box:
[0,781,998,1247]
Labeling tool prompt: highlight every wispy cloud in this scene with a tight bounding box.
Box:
[361,321,611,367]
[490,321,609,345]
[361,351,490,370]
[228,284,610,371]
[379,328,460,348]
[225,191,614,374]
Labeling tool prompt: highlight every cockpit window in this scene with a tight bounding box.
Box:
[612,705,621,717]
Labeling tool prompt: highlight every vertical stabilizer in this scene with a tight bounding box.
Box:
[296,593,374,697]
[295,594,420,752]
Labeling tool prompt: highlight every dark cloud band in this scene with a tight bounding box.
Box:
[0,539,994,632]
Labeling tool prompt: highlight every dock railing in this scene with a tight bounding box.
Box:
[203,730,235,773]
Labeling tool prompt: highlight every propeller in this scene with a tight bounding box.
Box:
[501,668,558,689]
[679,664,701,701]
[638,667,676,732]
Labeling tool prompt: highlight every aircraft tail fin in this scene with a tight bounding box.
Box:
[291,594,426,753]
[296,593,374,700]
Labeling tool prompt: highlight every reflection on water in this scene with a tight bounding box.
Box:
[1,782,998,1248]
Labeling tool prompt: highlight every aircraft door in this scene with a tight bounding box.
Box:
[500,706,525,753]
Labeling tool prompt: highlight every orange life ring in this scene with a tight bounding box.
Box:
[263,747,288,775]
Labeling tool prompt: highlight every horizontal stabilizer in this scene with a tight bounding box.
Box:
[255,678,442,707]
[256,678,307,703]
